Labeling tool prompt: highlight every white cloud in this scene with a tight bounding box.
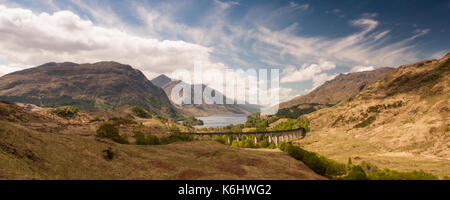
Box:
[280,60,336,83]
[0,5,226,76]
[373,30,391,41]
[0,64,24,76]
[289,2,309,10]
[429,50,449,59]
[350,65,375,73]
[251,17,429,69]
[408,29,430,41]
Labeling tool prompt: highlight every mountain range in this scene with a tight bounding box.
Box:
[151,74,260,117]
[297,53,450,176]
[277,67,394,118]
[0,62,178,118]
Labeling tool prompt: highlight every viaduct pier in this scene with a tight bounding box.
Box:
[186,127,305,145]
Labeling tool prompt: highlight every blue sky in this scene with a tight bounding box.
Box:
[0,0,449,102]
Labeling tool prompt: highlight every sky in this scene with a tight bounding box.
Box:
[0,0,449,102]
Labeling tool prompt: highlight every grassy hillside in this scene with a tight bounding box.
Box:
[296,53,450,177]
[0,101,323,180]
[277,68,393,118]
[0,120,324,180]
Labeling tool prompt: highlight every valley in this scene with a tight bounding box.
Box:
[0,54,449,180]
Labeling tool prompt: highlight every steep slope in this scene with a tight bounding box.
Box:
[0,62,177,118]
[297,54,450,176]
[152,75,259,117]
[277,67,393,117]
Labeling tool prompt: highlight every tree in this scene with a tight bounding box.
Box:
[96,123,129,144]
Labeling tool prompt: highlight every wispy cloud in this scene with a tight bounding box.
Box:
[350,65,375,73]
[0,5,225,78]
[0,0,444,102]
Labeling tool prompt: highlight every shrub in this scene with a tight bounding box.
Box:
[134,131,146,145]
[53,106,79,118]
[297,116,310,132]
[132,106,152,118]
[134,131,160,145]
[340,165,369,180]
[278,142,291,152]
[286,145,346,177]
[102,147,115,161]
[271,119,298,131]
[109,117,137,126]
[157,116,168,124]
[96,123,129,144]
[368,169,438,180]
[367,105,384,113]
[445,125,449,132]
[147,135,161,145]
[214,136,226,144]
[182,117,204,127]
[354,116,376,128]
[163,132,193,144]
[91,115,101,122]
[243,138,255,148]
[276,105,318,119]
[167,125,181,134]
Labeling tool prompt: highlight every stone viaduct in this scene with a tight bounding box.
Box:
[186,127,305,146]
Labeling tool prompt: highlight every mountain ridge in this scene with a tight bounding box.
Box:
[296,53,450,176]
[152,75,260,117]
[0,61,178,118]
[276,67,394,118]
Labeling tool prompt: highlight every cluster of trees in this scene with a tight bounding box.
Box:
[97,122,194,146]
[181,117,204,128]
[96,124,129,144]
[244,113,279,132]
[275,104,330,119]
[230,135,276,149]
[53,106,79,118]
[132,106,152,118]
[133,128,193,145]
[282,143,439,180]
[269,116,310,132]
[108,117,137,126]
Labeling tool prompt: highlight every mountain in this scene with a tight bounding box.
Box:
[151,74,172,88]
[0,62,178,118]
[277,67,393,118]
[297,53,450,176]
[152,75,260,117]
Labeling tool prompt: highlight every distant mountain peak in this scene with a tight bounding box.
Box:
[151,74,172,88]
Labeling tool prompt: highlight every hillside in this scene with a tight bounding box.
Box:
[0,62,178,118]
[151,75,260,117]
[296,53,450,176]
[0,101,323,180]
[277,67,393,118]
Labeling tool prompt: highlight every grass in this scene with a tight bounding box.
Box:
[283,144,439,180]
[353,116,376,128]
[296,129,450,178]
[0,120,324,180]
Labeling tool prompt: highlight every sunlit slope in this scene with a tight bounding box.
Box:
[297,53,450,176]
